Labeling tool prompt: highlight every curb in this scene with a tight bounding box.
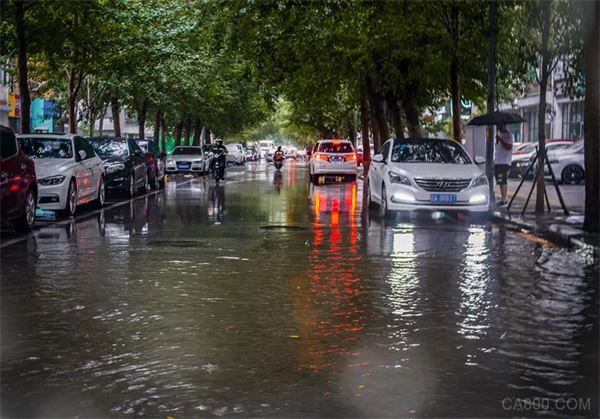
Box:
[491,211,599,253]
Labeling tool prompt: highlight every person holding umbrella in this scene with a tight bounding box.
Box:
[494,123,514,205]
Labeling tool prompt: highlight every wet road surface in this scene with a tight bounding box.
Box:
[1,162,598,417]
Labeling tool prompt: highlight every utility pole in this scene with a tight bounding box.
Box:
[485,0,497,207]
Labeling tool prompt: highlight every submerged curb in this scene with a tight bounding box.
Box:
[491,210,599,253]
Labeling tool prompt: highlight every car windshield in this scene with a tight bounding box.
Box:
[89,139,129,158]
[18,137,73,159]
[391,139,471,164]
[318,142,354,153]
[172,147,202,155]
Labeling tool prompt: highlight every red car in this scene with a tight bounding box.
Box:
[1,126,37,232]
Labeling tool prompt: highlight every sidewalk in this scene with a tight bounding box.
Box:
[493,184,598,251]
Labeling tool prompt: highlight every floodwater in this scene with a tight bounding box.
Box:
[1,162,598,417]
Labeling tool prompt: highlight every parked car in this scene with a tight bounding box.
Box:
[18,134,105,216]
[548,141,585,184]
[226,143,245,165]
[1,126,37,231]
[244,146,258,162]
[135,139,166,189]
[165,146,207,175]
[510,141,573,178]
[367,138,489,216]
[88,137,148,197]
[309,139,358,182]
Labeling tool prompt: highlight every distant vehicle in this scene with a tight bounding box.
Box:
[309,139,358,182]
[259,140,274,159]
[244,146,258,162]
[136,139,166,189]
[1,126,37,231]
[226,143,245,165]
[510,141,573,179]
[165,146,207,175]
[89,137,148,197]
[18,134,105,216]
[367,138,489,217]
[548,141,585,184]
[285,147,298,160]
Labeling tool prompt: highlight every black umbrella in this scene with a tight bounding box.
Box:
[467,111,525,126]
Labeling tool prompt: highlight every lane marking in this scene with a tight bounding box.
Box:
[0,178,194,249]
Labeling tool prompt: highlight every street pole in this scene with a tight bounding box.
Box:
[485,0,497,207]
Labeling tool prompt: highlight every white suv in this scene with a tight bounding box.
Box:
[226,143,245,165]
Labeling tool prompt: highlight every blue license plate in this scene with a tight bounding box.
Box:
[330,156,343,163]
[35,208,57,220]
[178,163,190,169]
[430,194,456,203]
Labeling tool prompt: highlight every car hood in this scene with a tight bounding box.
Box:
[100,156,127,165]
[168,154,204,161]
[33,158,76,179]
[389,162,483,179]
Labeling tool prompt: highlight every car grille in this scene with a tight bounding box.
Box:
[414,178,471,192]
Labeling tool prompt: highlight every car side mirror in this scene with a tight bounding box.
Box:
[372,154,385,163]
[78,150,87,161]
[474,155,485,165]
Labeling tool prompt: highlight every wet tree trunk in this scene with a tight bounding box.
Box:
[87,80,95,137]
[111,97,121,137]
[137,98,148,141]
[160,115,166,152]
[98,109,106,136]
[183,118,191,146]
[386,91,404,140]
[583,0,598,232]
[205,129,212,145]
[153,108,162,145]
[360,94,371,174]
[450,58,462,141]
[403,81,421,137]
[174,119,183,147]
[15,1,31,134]
[535,3,551,214]
[67,69,84,134]
[193,119,203,146]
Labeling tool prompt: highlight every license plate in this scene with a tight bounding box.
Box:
[35,208,57,220]
[430,194,456,203]
[178,163,190,169]
[330,156,343,163]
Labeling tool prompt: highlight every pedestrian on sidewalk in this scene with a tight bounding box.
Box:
[494,123,513,206]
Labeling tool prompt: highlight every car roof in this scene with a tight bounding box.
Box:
[89,136,128,141]
[17,133,77,139]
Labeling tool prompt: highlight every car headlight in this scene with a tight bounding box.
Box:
[105,163,125,174]
[39,175,65,186]
[471,174,488,188]
[469,194,488,204]
[389,171,411,185]
[391,191,416,203]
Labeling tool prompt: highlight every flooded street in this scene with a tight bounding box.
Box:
[1,162,598,417]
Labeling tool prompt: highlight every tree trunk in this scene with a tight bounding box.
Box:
[153,108,162,145]
[403,81,421,137]
[366,78,389,151]
[87,80,95,137]
[111,97,121,137]
[67,70,77,134]
[183,118,191,146]
[193,118,203,146]
[98,109,106,136]
[450,57,462,141]
[360,94,371,174]
[137,98,148,140]
[174,119,183,147]
[15,1,31,134]
[535,3,551,214]
[583,0,599,232]
[205,129,212,145]
[160,115,166,153]
[386,91,404,139]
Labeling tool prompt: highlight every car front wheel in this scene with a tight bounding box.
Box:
[65,179,78,217]
[379,183,389,218]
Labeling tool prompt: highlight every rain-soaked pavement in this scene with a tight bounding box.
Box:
[1,161,598,418]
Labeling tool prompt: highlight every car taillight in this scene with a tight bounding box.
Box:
[345,154,357,162]
[315,153,328,161]
[145,155,154,162]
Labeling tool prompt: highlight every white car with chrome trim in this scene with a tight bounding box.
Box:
[367,138,489,216]
[17,134,105,216]
[165,146,208,175]
[309,139,358,182]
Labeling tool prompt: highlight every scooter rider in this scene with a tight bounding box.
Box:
[273,146,284,162]
[210,139,228,179]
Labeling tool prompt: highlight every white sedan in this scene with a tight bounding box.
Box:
[367,138,489,216]
[17,134,105,216]
[309,139,358,182]
[548,141,584,184]
[165,146,208,175]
